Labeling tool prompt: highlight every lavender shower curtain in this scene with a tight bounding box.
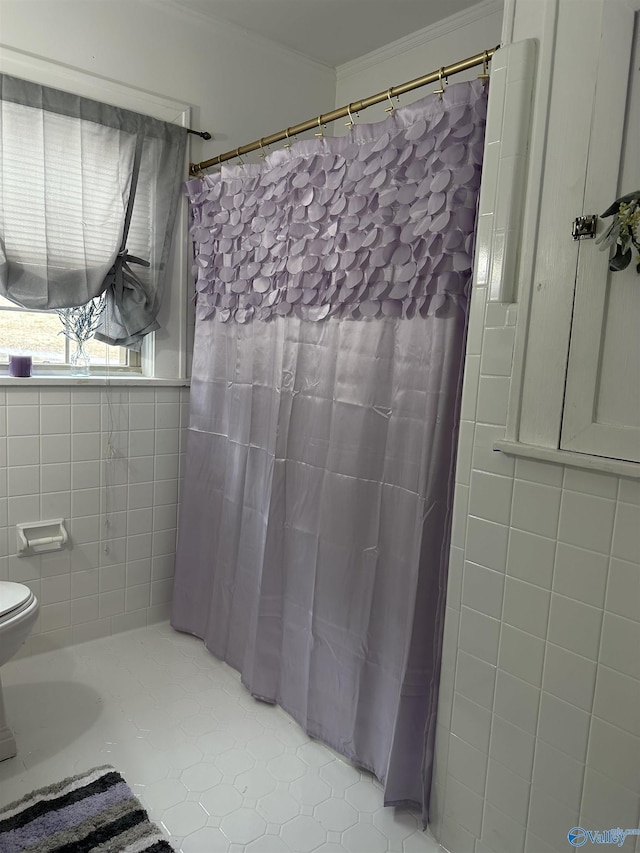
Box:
[172,79,487,822]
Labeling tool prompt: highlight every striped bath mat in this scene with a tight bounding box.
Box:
[0,765,174,852]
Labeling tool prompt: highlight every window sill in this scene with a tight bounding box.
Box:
[494,440,639,480]
[0,374,190,387]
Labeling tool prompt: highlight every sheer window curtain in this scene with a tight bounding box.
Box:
[172,79,488,823]
[0,73,187,348]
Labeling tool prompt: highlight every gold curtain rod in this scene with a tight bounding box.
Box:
[189,45,499,176]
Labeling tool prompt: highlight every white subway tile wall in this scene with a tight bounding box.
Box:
[0,386,189,657]
[430,47,640,853]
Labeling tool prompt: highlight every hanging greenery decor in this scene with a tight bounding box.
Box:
[597,191,640,273]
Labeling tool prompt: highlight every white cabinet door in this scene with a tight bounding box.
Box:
[560,0,640,463]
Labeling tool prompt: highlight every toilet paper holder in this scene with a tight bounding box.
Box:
[16,519,68,556]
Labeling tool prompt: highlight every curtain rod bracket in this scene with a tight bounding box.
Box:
[188,129,213,141]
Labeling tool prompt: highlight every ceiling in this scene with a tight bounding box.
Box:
[170,0,484,67]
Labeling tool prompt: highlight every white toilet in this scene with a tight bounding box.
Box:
[0,581,39,761]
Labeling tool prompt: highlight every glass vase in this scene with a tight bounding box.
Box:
[70,340,91,376]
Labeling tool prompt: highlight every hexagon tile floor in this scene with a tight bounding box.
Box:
[0,621,442,853]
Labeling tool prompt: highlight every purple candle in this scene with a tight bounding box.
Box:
[8,355,32,377]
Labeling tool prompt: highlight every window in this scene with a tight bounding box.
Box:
[0,48,192,381]
[0,297,134,370]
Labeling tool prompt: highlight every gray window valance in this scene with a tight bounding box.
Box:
[0,73,188,349]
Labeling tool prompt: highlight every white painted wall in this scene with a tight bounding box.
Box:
[335,0,503,124]
[0,0,335,169]
[430,2,640,852]
[0,0,335,654]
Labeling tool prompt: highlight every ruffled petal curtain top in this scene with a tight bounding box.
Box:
[185,79,487,325]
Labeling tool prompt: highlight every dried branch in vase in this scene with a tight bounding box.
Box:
[56,295,106,343]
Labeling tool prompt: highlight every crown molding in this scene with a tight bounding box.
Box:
[337,0,504,80]
[148,0,335,77]
[0,43,190,121]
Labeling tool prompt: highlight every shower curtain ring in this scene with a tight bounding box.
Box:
[345,104,357,130]
[477,50,490,81]
[384,88,397,113]
[258,138,268,159]
[315,116,325,138]
[434,68,445,99]
[236,147,245,165]
[284,128,292,150]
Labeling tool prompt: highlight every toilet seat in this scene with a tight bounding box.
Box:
[0,582,34,620]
